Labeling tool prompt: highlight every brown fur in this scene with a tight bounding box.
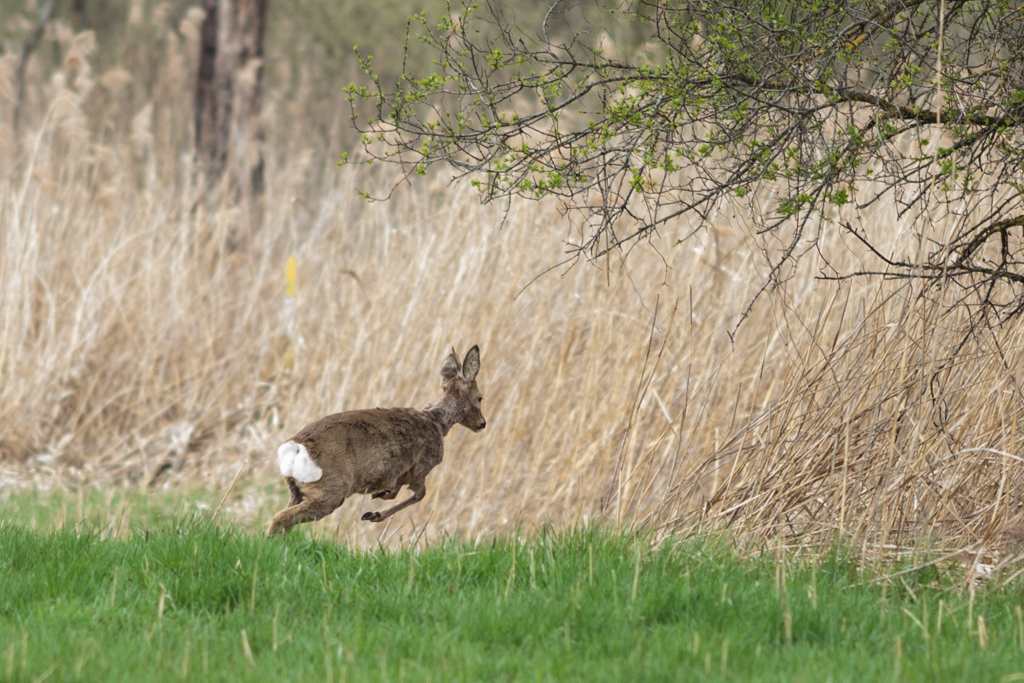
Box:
[266,346,486,536]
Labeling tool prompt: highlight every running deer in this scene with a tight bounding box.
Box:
[266,346,486,536]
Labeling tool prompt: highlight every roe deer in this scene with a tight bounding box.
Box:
[266,346,486,536]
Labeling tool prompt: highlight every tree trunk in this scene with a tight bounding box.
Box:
[72,0,88,31]
[194,0,220,181]
[194,0,267,200]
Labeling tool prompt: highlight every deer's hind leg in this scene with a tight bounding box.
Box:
[267,496,342,536]
[287,478,303,506]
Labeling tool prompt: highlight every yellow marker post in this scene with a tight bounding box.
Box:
[283,256,296,370]
[285,256,297,298]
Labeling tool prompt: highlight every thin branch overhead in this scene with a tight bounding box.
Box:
[347,0,1024,315]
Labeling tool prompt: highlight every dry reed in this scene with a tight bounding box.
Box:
[1,9,1023,557]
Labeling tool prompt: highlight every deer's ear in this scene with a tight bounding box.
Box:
[440,352,461,383]
[462,346,480,381]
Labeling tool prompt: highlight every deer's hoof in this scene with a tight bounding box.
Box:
[371,490,391,499]
[362,511,382,522]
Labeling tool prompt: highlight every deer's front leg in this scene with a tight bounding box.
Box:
[362,481,425,523]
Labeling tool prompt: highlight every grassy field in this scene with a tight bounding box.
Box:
[1,516,1024,682]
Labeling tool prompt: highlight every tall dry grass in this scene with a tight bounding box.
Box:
[1,7,1023,556]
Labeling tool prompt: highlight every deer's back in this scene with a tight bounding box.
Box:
[292,407,444,491]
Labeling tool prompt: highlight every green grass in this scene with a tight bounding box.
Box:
[0,488,225,532]
[1,518,1023,682]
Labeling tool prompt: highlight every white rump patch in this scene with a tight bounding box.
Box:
[277,441,322,483]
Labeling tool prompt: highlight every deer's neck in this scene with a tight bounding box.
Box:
[424,394,462,436]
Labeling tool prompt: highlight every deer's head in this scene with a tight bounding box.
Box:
[440,345,486,432]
